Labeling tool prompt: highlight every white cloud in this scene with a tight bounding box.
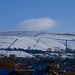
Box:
[18,18,57,31]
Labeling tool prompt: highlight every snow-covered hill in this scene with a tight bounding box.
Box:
[0,31,75,51]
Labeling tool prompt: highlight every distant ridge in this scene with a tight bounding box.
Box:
[0,31,75,36]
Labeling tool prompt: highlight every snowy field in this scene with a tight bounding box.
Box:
[0,50,34,58]
[0,31,75,58]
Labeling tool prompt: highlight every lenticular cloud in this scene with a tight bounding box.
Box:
[19,18,57,31]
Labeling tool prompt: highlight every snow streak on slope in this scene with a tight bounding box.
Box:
[34,37,66,50]
[0,36,18,48]
[11,37,36,49]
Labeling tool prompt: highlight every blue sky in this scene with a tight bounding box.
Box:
[0,0,75,32]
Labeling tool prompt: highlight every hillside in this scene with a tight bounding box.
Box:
[0,31,75,51]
